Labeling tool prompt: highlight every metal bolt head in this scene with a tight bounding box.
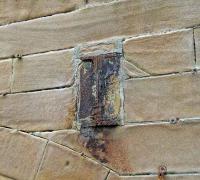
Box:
[158,165,167,176]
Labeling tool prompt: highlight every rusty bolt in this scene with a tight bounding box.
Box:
[192,68,198,74]
[13,54,23,60]
[169,117,179,124]
[158,165,167,180]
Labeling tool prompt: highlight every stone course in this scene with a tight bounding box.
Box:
[0,0,200,179]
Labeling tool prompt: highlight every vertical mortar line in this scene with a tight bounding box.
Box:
[33,140,49,180]
[192,28,197,66]
[10,58,14,94]
[104,170,110,180]
[120,41,125,125]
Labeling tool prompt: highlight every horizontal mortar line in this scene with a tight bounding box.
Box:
[119,171,200,177]
[0,46,74,61]
[126,69,199,80]
[1,116,200,134]
[187,23,200,29]
[0,84,72,96]
[124,27,193,42]
[0,125,77,134]
[125,120,171,126]
[125,118,200,126]
[85,0,125,7]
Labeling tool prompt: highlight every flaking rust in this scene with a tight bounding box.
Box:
[79,53,122,127]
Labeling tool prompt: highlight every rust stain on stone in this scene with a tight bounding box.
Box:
[78,127,132,173]
[78,53,122,127]
[75,41,128,172]
[65,97,76,129]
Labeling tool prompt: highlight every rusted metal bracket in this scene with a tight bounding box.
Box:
[158,165,167,180]
[74,40,124,129]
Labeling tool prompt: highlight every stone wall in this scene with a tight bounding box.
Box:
[0,0,200,179]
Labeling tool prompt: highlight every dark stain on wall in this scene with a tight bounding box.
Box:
[78,53,122,127]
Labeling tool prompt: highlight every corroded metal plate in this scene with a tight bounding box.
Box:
[77,53,122,127]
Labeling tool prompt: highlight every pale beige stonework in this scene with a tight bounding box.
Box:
[0,175,13,180]
[78,40,119,57]
[0,0,84,25]
[125,72,200,122]
[195,28,200,67]
[124,30,195,75]
[0,60,12,94]
[36,142,108,180]
[12,49,73,93]
[34,129,84,155]
[35,122,200,174]
[0,0,200,179]
[0,127,47,180]
[108,172,200,180]
[123,60,149,78]
[0,0,200,58]
[0,88,74,131]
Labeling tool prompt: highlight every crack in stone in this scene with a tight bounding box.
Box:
[33,140,49,180]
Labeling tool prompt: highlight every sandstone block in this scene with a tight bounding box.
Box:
[0,0,84,25]
[0,88,74,131]
[0,127,47,180]
[125,73,200,122]
[12,50,73,92]
[36,142,108,180]
[124,30,195,75]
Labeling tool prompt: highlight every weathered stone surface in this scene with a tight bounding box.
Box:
[33,129,84,155]
[123,60,149,78]
[0,127,47,180]
[12,50,73,92]
[78,40,122,58]
[125,72,200,122]
[0,0,200,58]
[0,60,12,94]
[195,28,200,67]
[0,175,13,180]
[124,30,195,75]
[108,172,200,180]
[36,142,108,180]
[0,88,75,131]
[0,0,84,25]
[35,122,200,174]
